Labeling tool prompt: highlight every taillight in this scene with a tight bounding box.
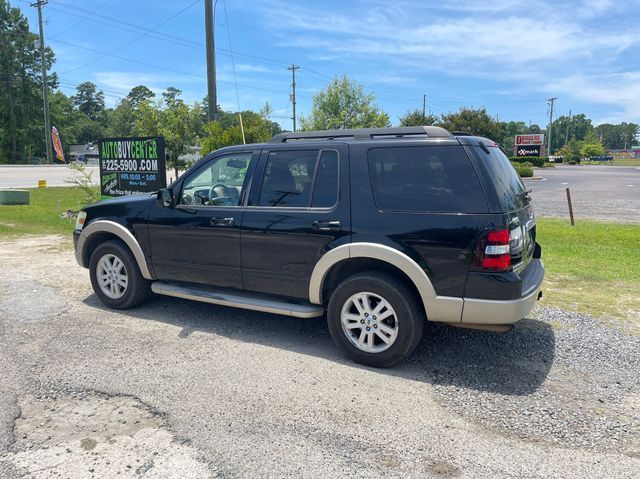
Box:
[474,228,512,271]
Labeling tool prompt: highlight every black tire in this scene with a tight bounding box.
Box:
[89,239,151,309]
[327,272,424,368]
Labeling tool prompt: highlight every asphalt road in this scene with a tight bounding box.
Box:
[525,165,640,222]
[0,236,638,478]
[0,165,175,189]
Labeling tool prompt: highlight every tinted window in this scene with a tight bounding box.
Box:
[259,150,319,207]
[311,150,338,208]
[367,146,488,213]
[479,146,528,211]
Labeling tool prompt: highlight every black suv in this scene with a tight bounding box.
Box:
[74,126,543,367]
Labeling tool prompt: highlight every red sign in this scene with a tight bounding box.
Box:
[51,126,65,162]
[515,134,544,145]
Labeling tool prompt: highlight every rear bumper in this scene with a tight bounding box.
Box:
[460,259,544,325]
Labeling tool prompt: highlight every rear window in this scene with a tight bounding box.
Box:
[480,146,528,211]
[367,146,488,213]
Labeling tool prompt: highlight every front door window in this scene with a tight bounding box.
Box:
[180,153,252,207]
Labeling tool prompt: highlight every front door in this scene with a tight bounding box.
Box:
[241,145,350,299]
[147,151,258,288]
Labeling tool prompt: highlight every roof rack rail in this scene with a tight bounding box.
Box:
[451,131,474,136]
[268,126,453,143]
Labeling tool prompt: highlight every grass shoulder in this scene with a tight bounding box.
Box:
[0,187,87,237]
[536,218,640,325]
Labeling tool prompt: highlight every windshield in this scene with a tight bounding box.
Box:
[480,146,529,211]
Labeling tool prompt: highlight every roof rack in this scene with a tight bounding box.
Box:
[451,131,473,136]
[268,126,453,143]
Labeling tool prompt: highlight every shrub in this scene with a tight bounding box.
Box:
[510,161,534,178]
[509,156,545,167]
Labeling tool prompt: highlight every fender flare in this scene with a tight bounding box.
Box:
[76,220,153,280]
[308,242,462,323]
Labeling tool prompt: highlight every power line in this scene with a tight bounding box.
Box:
[60,0,201,75]
[222,0,241,114]
[47,0,112,39]
[48,38,291,96]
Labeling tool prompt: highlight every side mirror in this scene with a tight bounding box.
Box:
[157,188,174,208]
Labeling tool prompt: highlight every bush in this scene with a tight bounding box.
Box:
[510,161,534,178]
[509,156,545,167]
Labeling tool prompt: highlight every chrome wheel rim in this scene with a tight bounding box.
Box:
[340,292,399,353]
[96,253,128,299]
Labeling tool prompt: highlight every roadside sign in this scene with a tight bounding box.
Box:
[516,145,542,157]
[98,137,166,198]
[515,134,544,146]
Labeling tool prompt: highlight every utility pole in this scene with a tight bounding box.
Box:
[288,64,299,132]
[546,97,557,156]
[564,109,572,146]
[204,0,217,121]
[422,94,426,120]
[32,0,53,164]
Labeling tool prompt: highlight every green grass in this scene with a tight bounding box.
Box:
[0,187,88,237]
[537,218,640,325]
[582,158,640,166]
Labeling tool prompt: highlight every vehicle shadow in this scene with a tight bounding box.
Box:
[82,294,555,396]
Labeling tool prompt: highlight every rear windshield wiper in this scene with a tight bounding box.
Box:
[517,189,532,200]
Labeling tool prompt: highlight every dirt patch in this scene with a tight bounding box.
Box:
[0,392,216,478]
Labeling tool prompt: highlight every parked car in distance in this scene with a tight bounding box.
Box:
[73,126,544,367]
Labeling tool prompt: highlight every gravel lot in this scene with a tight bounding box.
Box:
[0,236,638,478]
[525,165,640,223]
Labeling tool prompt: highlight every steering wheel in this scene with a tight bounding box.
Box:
[208,183,236,206]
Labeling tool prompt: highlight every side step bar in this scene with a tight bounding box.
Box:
[151,281,325,318]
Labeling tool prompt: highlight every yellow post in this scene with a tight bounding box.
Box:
[38,180,46,188]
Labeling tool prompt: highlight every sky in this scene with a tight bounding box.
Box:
[17,0,640,130]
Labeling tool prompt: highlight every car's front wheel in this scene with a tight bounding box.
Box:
[89,239,151,309]
[327,272,424,367]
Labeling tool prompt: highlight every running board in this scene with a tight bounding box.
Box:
[151,281,324,318]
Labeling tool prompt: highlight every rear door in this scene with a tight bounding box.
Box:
[240,144,350,299]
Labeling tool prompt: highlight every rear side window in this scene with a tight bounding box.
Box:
[480,146,528,211]
[367,146,488,213]
[258,149,339,208]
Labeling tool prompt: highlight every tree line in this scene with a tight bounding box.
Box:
[1,1,637,169]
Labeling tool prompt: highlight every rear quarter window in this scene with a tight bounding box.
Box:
[479,146,528,211]
[367,145,488,213]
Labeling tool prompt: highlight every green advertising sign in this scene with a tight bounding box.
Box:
[98,137,166,198]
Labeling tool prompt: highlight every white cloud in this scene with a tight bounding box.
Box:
[253,0,640,122]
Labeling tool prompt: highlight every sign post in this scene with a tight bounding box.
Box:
[98,137,166,199]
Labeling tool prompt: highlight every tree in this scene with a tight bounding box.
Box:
[299,76,390,130]
[398,109,438,127]
[126,85,155,109]
[71,82,105,121]
[498,121,529,151]
[0,0,57,162]
[133,88,202,177]
[439,107,501,141]
[200,104,282,155]
[581,142,605,158]
[595,122,639,150]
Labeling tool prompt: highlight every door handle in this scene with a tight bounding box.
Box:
[312,220,341,231]
[210,217,235,226]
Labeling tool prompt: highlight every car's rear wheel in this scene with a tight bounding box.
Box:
[327,272,424,367]
[89,240,151,309]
